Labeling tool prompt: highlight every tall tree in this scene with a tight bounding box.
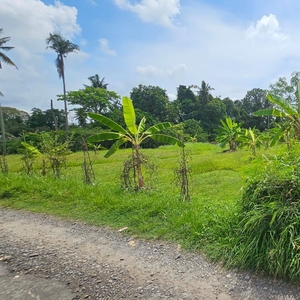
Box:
[62,86,120,126]
[46,33,79,140]
[0,29,18,96]
[173,85,197,121]
[130,85,170,123]
[27,107,65,131]
[198,81,214,107]
[85,74,108,89]
[241,88,269,130]
[269,72,300,104]
[0,29,18,70]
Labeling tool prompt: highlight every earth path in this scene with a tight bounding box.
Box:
[0,208,299,300]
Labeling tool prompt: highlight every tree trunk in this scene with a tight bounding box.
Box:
[62,65,69,141]
[51,99,58,131]
[135,145,145,188]
[0,104,6,155]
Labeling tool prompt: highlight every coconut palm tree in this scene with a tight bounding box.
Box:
[46,33,79,140]
[0,29,18,96]
[0,29,18,163]
[85,74,108,89]
[0,29,18,70]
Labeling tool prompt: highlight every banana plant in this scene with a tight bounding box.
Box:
[240,128,262,159]
[254,81,300,146]
[216,117,244,151]
[87,96,184,189]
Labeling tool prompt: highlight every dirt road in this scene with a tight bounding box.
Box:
[0,208,299,299]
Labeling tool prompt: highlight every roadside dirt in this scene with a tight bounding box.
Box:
[0,207,299,299]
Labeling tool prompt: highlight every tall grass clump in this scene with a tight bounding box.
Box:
[218,148,300,281]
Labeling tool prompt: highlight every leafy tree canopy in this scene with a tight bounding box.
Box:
[130,84,170,123]
[60,87,120,126]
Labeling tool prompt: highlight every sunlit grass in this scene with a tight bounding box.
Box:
[0,143,282,253]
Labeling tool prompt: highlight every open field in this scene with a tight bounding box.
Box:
[0,143,282,253]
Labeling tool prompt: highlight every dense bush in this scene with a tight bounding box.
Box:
[222,150,300,281]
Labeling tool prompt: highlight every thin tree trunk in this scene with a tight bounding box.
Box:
[0,104,6,155]
[62,72,69,140]
[135,146,145,188]
[51,99,58,131]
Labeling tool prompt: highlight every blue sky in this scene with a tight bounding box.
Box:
[1,0,300,115]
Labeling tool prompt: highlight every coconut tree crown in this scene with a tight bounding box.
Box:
[0,28,18,70]
[46,33,79,78]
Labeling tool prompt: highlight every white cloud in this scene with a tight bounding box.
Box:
[136,63,186,78]
[246,14,288,41]
[99,38,117,56]
[0,0,83,111]
[113,0,180,27]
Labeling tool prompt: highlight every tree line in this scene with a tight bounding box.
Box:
[1,30,300,153]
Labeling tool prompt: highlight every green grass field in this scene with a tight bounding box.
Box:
[0,143,281,254]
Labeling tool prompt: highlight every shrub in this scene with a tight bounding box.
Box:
[226,150,300,281]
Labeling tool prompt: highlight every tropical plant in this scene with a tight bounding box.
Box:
[216,117,244,151]
[254,82,300,146]
[61,86,120,126]
[87,96,184,189]
[84,74,108,89]
[225,151,300,281]
[46,33,80,140]
[0,29,18,159]
[0,28,18,71]
[21,141,42,175]
[240,128,262,159]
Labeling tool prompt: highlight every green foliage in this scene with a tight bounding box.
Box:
[254,82,300,145]
[0,106,29,136]
[61,86,120,126]
[269,71,300,103]
[182,119,207,142]
[20,142,42,175]
[216,117,244,151]
[0,28,18,70]
[26,107,65,131]
[130,84,171,122]
[241,88,269,130]
[199,98,226,140]
[216,149,300,281]
[0,142,246,251]
[240,128,262,159]
[88,96,183,189]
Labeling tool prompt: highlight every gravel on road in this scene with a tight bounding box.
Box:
[0,207,299,300]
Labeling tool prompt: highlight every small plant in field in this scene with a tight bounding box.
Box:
[121,151,156,190]
[39,132,71,178]
[82,139,95,185]
[216,117,244,152]
[223,150,300,281]
[259,129,274,150]
[0,155,8,174]
[88,96,183,190]
[21,142,42,175]
[240,128,262,160]
[174,145,191,201]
